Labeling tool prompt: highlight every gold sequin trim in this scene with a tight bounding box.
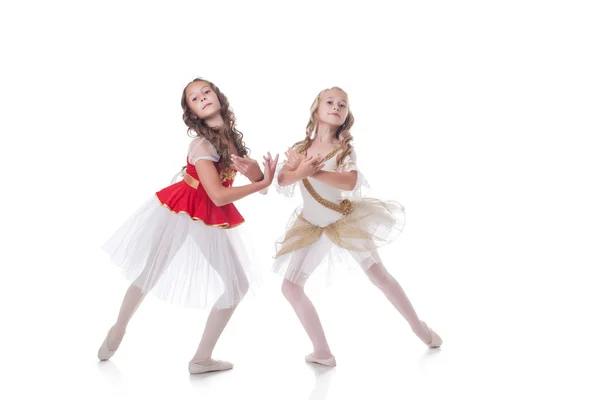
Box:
[183,170,236,187]
[301,146,354,215]
[220,167,237,182]
[155,195,244,229]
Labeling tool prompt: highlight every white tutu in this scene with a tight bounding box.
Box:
[102,196,261,310]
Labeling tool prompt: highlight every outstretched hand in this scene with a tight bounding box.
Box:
[261,152,280,186]
[231,154,264,182]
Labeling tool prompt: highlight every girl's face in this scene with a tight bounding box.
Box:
[317,89,349,128]
[185,81,222,119]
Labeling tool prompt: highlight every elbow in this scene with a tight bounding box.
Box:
[277,175,289,187]
[208,190,228,207]
[213,196,231,207]
[345,178,358,191]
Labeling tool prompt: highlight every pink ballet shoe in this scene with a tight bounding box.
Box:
[188,359,233,374]
[420,321,442,348]
[305,353,337,367]
[97,327,123,361]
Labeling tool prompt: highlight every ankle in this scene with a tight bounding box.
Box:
[190,357,216,366]
[311,350,334,359]
[107,326,126,350]
[413,321,432,343]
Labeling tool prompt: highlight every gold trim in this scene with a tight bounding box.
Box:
[310,146,342,161]
[301,146,354,215]
[155,195,244,229]
[183,172,199,188]
[220,167,237,181]
[183,170,235,188]
[302,179,354,215]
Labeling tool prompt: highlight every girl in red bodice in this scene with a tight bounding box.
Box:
[98,78,278,374]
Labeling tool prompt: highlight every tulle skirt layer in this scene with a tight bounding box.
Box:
[102,196,260,309]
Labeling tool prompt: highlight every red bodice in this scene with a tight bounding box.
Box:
[155,160,243,228]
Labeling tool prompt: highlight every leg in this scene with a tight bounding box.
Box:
[100,227,186,358]
[356,250,441,346]
[282,280,334,360]
[190,235,250,365]
[281,237,334,360]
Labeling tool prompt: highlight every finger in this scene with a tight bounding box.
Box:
[233,159,245,169]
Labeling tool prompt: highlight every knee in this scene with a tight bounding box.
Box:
[281,279,304,302]
[237,277,250,300]
[220,275,249,307]
[366,263,392,288]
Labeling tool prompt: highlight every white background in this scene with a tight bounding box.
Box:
[1,1,599,399]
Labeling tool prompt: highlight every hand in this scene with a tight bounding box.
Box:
[296,154,325,179]
[261,152,280,186]
[231,154,263,182]
[284,147,304,171]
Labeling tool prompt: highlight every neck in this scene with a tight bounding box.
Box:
[204,113,225,130]
[315,124,338,144]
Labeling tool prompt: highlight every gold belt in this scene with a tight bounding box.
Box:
[183,172,200,189]
[301,178,354,215]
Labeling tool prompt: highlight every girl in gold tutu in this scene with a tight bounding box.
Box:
[273,87,442,367]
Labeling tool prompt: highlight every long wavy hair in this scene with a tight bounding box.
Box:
[294,86,354,169]
[181,78,249,169]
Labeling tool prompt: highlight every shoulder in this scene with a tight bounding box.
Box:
[187,136,220,162]
[189,136,217,152]
[291,140,305,150]
[189,136,209,147]
[342,146,357,161]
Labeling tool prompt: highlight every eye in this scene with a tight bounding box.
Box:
[192,97,197,101]
[204,90,211,94]
[340,104,346,108]
[326,100,333,105]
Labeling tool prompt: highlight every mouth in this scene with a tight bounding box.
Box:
[329,113,341,118]
[202,103,213,110]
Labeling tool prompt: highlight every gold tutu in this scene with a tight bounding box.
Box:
[275,198,405,258]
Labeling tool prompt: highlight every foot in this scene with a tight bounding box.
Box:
[97,326,125,361]
[188,358,234,374]
[305,353,336,367]
[418,321,442,348]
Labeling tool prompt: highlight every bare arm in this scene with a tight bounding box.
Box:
[195,154,277,206]
[278,151,325,186]
[277,165,302,187]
